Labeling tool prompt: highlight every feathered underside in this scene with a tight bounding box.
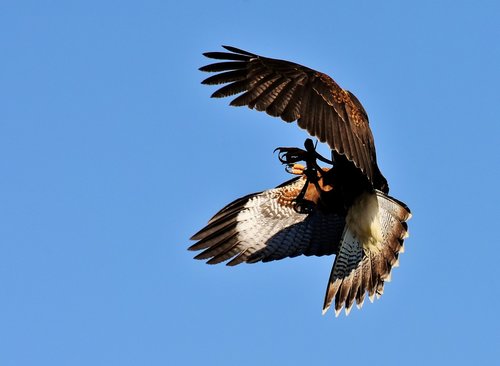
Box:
[189,177,345,265]
[200,45,386,189]
[189,174,411,316]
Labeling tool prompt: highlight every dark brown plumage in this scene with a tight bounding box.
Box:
[200,45,388,192]
[191,46,411,316]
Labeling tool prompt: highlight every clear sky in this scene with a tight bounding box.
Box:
[1,1,499,365]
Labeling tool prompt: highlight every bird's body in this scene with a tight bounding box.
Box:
[190,46,411,316]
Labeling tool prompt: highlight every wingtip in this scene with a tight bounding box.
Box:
[187,239,203,250]
[210,91,223,98]
[193,251,208,260]
[221,45,255,56]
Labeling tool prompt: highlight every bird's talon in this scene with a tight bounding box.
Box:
[275,146,308,165]
[293,199,314,214]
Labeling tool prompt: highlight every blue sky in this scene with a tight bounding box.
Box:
[1,1,499,365]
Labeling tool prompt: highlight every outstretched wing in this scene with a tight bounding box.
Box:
[189,177,345,266]
[200,45,380,186]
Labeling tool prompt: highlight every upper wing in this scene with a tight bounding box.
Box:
[189,177,345,266]
[200,45,379,186]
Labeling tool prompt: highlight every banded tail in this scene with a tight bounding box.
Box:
[323,191,411,316]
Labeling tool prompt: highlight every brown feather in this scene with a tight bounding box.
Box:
[202,70,247,85]
[203,51,250,61]
[199,61,247,73]
[266,81,298,117]
[206,240,242,265]
[191,226,238,253]
[200,46,386,188]
[195,233,240,261]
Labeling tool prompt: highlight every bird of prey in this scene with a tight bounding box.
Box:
[189,46,411,316]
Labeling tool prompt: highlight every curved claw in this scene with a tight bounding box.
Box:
[275,140,333,167]
[274,146,308,165]
[284,164,294,174]
[293,199,315,214]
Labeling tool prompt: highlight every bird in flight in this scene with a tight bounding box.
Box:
[189,46,411,316]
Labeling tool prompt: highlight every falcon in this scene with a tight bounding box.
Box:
[189,46,411,316]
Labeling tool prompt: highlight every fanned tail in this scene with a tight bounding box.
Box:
[322,191,411,316]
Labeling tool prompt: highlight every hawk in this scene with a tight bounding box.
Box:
[189,46,411,316]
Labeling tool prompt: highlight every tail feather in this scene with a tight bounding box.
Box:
[322,191,410,316]
[345,264,363,313]
[355,258,371,308]
[322,227,363,315]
